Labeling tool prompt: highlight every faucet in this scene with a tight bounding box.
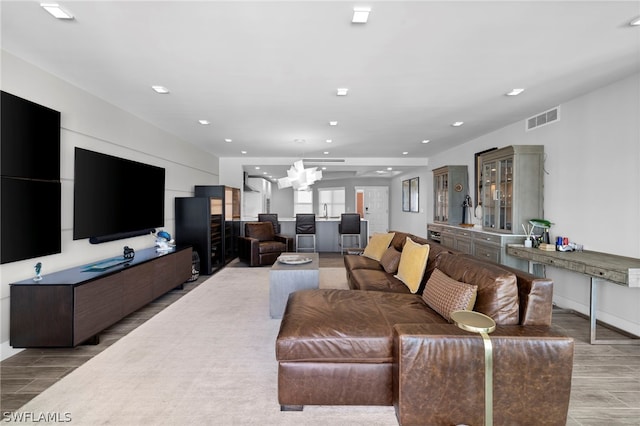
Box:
[323,203,328,218]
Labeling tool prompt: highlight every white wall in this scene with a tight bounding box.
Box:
[0,51,220,359]
[425,72,640,336]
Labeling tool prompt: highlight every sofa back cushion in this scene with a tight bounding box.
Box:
[434,253,520,325]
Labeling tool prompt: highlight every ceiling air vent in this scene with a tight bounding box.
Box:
[526,106,560,131]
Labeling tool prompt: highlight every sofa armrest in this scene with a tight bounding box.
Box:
[237,236,260,265]
[274,234,294,252]
[393,323,573,426]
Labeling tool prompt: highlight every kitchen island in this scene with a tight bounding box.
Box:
[241,217,368,253]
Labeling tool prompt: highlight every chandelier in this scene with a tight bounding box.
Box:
[277,160,323,191]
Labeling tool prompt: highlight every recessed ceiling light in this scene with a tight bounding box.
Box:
[630,16,640,26]
[151,85,170,94]
[336,88,349,96]
[387,167,393,171]
[352,7,371,23]
[326,139,332,143]
[324,151,329,155]
[329,121,338,126]
[255,166,260,170]
[506,88,525,96]
[402,151,409,155]
[322,167,327,170]
[376,170,385,174]
[263,172,268,175]
[224,138,232,143]
[451,121,464,127]
[241,151,247,154]
[421,139,430,144]
[41,3,74,19]
[198,120,210,125]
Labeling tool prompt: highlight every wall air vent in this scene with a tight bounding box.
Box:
[526,106,560,131]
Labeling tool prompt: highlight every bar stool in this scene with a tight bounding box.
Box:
[295,214,316,252]
[258,213,280,234]
[338,213,361,254]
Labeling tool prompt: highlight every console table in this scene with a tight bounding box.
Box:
[506,245,640,345]
[10,246,192,348]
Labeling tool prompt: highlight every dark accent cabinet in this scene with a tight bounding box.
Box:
[10,246,192,348]
[175,185,240,274]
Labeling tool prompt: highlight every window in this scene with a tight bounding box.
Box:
[293,190,313,214]
[318,187,345,217]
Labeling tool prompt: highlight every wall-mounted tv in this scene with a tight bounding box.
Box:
[73,148,165,243]
[1,90,61,264]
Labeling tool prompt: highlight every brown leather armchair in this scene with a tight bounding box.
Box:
[238,222,293,266]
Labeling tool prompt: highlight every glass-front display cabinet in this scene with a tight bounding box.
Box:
[479,145,544,233]
[433,165,468,225]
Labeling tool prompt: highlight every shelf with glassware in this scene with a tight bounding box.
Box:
[432,165,469,225]
[479,145,544,234]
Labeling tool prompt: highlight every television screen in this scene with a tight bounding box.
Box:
[73,148,165,242]
[1,177,62,264]
[1,91,60,180]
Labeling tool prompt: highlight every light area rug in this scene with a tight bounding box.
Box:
[17,267,397,425]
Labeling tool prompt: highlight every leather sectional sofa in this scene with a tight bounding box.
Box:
[276,231,574,425]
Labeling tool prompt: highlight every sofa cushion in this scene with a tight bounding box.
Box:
[422,268,477,322]
[276,289,444,363]
[435,253,519,325]
[343,253,383,272]
[350,269,411,293]
[379,246,402,274]
[395,238,430,293]
[362,232,395,261]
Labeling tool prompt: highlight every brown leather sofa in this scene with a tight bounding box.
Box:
[237,222,293,266]
[276,231,574,425]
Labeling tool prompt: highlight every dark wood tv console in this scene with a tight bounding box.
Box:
[9,246,192,348]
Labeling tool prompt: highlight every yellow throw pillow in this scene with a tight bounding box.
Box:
[362,232,395,261]
[422,268,478,322]
[395,237,430,293]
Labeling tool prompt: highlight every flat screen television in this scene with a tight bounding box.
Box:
[73,148,165,243]
[1,91,61,264]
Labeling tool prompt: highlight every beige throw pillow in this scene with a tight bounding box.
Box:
[362,232,395,261]
[394,237,430,293]
[422,268,478,322]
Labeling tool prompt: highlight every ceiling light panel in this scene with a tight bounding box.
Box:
[151,85,170,94]
[336,88,349,96]
[451,121,464,127]
[630,16,640,26]
[352,7,371,23]
[41,3,74,19]
[198,120,210,125]
[506,88,525,96]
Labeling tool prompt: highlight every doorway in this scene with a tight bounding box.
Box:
[355,186,389,237]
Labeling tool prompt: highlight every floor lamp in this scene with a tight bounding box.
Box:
[450,310,497,426]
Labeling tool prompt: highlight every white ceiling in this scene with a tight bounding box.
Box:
[2,1,639,180]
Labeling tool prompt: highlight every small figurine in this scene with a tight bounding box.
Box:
[33,262,43,281]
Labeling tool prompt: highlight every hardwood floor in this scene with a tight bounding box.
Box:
[2,253,639,425]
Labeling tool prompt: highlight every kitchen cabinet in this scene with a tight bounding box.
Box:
[479,145,544,233]
[427,223,525,269]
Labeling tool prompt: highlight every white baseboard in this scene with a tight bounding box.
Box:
[553,296,640,338]
[1,340,23,361]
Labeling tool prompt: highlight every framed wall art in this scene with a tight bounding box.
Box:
[402,177,420,212]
